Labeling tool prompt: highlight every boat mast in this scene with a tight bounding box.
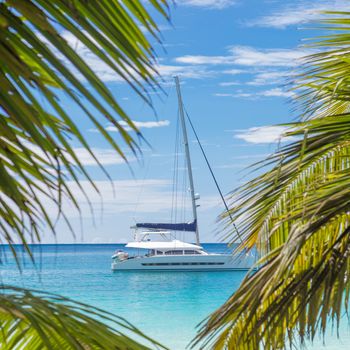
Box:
[174,76,200,246]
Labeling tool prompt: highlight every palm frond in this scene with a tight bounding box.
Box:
[0,1,170,348]
[194,11,350,350]
[0,285,167,350]
[0,0,169,261]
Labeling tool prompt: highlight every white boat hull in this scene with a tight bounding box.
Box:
[111,253,254,271]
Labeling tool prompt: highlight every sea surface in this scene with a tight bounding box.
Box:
[0,244,349,349]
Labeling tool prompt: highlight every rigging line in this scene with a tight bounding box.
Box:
[181,153,187,224]
[171,110,180,223]
[183,157,189,243]
[170,108,181,241]
[175,109,180,224]
[183,108,244,245]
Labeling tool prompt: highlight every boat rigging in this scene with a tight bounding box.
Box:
[111,76,254,271]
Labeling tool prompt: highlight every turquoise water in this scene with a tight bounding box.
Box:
[1,244,349,349]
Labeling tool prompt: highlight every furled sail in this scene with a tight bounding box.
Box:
[135,220,197,232]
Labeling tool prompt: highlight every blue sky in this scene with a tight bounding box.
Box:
[40,0,347,244]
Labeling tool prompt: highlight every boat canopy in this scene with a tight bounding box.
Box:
[135,220,197,232]
[126,240,202,250]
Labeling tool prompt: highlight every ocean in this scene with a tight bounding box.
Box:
[0,244,349,349]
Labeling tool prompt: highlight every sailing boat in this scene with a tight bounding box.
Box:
[111,77,255,271]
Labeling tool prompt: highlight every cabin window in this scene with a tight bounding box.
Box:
[141,262,225,266]
[184,250,201,255]
[164,250,183,255]
[156,250,163,255]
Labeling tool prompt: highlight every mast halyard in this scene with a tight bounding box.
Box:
[174,76,200,246]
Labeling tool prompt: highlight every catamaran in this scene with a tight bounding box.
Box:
[111,77,255,271]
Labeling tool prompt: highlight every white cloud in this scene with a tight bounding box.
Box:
[219,70,290,89]
[177,0,236,9]
[214,87,294,99]
[228,46,305,67]
[175,55,234,65]
[214,93,235,97]
[259,88,295,98]
[214,92,254,98]
[219,81,240,86]
[89,120,170,133]
[175,46,306,69]
[247,71,289,86]
[252,1,350,29]
[157,64,214,79]
[213,93,234,97]
[126,120,170,129]
[234,126,295,144]
[223,69,246,75]
[103,120,170,133]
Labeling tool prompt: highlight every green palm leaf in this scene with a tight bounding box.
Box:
[0,0,169,262]
[1,1,169,348]
[0,286,167,350]
[194,11,350,350]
